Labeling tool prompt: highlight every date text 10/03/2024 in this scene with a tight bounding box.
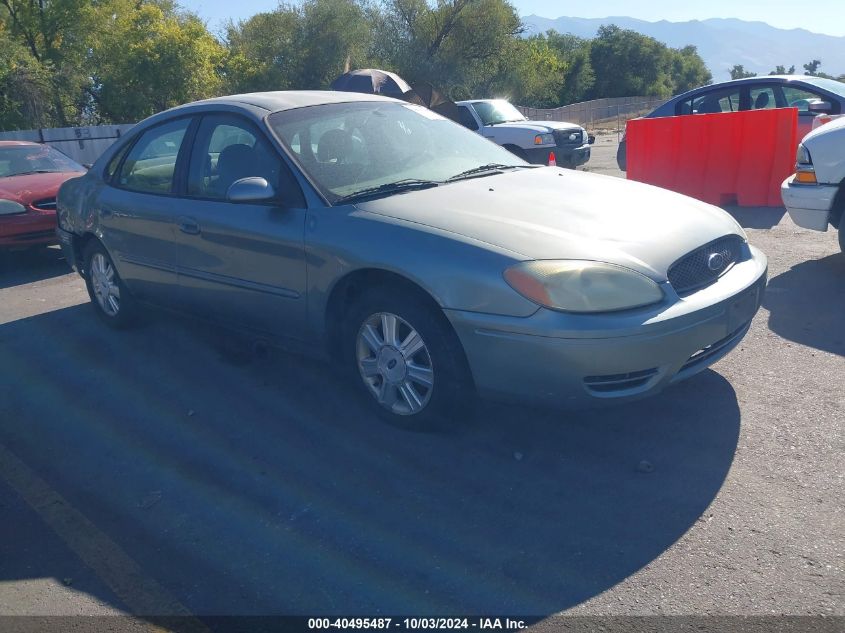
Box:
[307,618,529,630]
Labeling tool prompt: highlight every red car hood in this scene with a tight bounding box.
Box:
[0,171,84,205]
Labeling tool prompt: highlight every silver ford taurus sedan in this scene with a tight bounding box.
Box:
[57,91,767,427]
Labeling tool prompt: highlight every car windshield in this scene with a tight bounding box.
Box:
[0,145,85,178]
[470,100,527,126]
[801,77,845,98]
[268,101,529,203]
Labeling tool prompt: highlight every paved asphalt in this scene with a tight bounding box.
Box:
[0,136,842,628]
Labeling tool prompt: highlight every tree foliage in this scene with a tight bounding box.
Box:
[729,64,756,79]
[0,0,727,130]
[91,1,226,122]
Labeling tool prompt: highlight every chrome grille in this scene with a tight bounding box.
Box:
[553,128,583,146]
[668,235,745,295]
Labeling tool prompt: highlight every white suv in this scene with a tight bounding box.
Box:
[455,99,592,168]
[781,117,845,253]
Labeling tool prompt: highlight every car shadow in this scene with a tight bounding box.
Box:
[763,253,845,356]
[0,304,741,619]
[722,205,786,230]
[0,246,72,290]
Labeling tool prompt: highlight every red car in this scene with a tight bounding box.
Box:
[0,141,86,250]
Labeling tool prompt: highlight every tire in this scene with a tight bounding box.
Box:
[83,240,139,328]
[343,286,473,430]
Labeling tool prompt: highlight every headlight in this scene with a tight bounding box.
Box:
[796,143,812,165]
[534,133,555,145]
[581,129,588,144]
[0,199,26,216]
[794,143,817,183]
[504,260,664,313]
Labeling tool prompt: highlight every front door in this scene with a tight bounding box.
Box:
[175,113,309,340]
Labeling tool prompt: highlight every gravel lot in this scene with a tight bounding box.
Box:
[0,136,842,626]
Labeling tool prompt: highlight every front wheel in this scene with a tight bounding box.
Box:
[83,240,139,328]
[344,288,473,430]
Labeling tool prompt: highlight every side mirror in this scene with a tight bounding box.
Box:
[808,100,833,114]
[227,177,276,203]
[588,134,596,145]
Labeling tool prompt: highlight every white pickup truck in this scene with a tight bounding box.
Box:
[781,116,845,254]
[455,99,593,168]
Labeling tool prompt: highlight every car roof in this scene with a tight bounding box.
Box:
[177,90,400,113]
[671,75,843,101]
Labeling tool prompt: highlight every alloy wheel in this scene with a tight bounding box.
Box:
[355,312,435,416]
[90,252,120,317]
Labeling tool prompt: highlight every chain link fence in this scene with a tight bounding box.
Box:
[518,96,667,140]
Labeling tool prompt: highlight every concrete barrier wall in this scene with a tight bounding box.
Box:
[0,124,136,166]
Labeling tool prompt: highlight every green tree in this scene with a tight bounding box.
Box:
[226,0,373,94]
[770,64,795,75]
[589,25,674,98]
[669,45,711,93]
[544,31,594,104]
[729,64,756,79]
[0,0,96,125]
[0,31,52,129]
[374,0,522,98]
[90,1,226,122]
[803,59,821,75]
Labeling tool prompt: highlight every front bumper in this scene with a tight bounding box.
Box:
[0,211,57,249]
[780,175,836,231]
[56,227,81,273]
[524,143,591,167]
[445,245,767,408]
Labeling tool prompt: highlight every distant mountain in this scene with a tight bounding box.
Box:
[521,16,845,79]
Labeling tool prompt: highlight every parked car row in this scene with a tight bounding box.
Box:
[54,91,766,428]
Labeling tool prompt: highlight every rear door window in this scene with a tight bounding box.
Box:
[678,88,743,115]
[117,118,190,194]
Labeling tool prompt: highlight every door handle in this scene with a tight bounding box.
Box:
[178,216,200,235]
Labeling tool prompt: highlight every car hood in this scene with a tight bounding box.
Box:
[488,120,583,133]
[357,168,745,280]
[0,171,84,204]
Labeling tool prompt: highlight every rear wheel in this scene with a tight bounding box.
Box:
[344,287,473,430]
[83,240,139,328]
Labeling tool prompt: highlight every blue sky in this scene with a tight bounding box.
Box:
[183,0,845,38]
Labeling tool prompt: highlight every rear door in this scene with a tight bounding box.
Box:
[98,116,193,303]
[174,113,309,339]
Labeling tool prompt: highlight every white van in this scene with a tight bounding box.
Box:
[781,117,845,253]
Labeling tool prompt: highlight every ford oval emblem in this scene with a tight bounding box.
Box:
[707,252,726,272]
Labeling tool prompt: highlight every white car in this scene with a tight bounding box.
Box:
[781,116,845,253]
[455,99,592,168]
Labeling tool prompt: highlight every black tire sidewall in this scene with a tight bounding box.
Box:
[83,240,136,328]
[343,287,472,430]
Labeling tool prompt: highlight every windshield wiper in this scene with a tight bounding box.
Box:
[446,163,536,182]
[334,179,441,204]
[12,170,56,176]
